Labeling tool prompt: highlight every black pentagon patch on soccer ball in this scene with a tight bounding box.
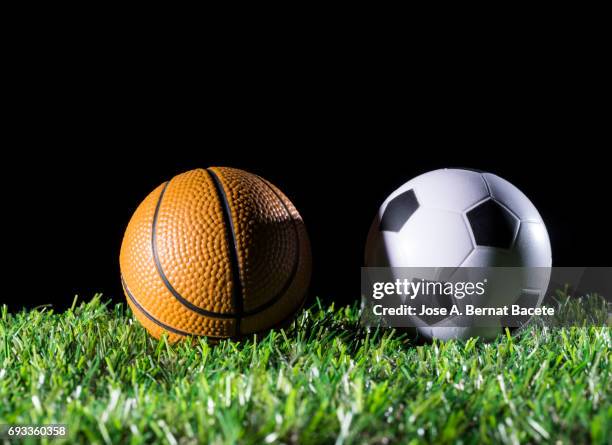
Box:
[502,289,541,329]
[467,199,517,249]
[380,190,419,232]
[411,279,455,325]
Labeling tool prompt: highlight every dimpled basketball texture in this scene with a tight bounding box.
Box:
[120,167,311,342]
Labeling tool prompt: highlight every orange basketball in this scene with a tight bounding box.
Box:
[119,167,311,342]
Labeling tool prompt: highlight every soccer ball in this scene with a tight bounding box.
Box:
[365,168,552,340]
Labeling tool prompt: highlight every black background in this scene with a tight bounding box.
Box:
[7,46,610,311]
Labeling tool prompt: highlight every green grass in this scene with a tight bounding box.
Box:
[0,296,610,445]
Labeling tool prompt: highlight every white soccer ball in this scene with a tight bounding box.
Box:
[365,168,552,341]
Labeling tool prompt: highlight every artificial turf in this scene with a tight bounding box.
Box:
[0,296,610,444]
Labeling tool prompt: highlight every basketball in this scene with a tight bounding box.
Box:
[120,167,311,342]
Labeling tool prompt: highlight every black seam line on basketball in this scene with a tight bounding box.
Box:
[224,291,308,341]
[121,277,226,339]
[151,180,236,319]
[256,284,307,333]
[242,175,301,316]
[121,276,190,337]
[205,168,245,324]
